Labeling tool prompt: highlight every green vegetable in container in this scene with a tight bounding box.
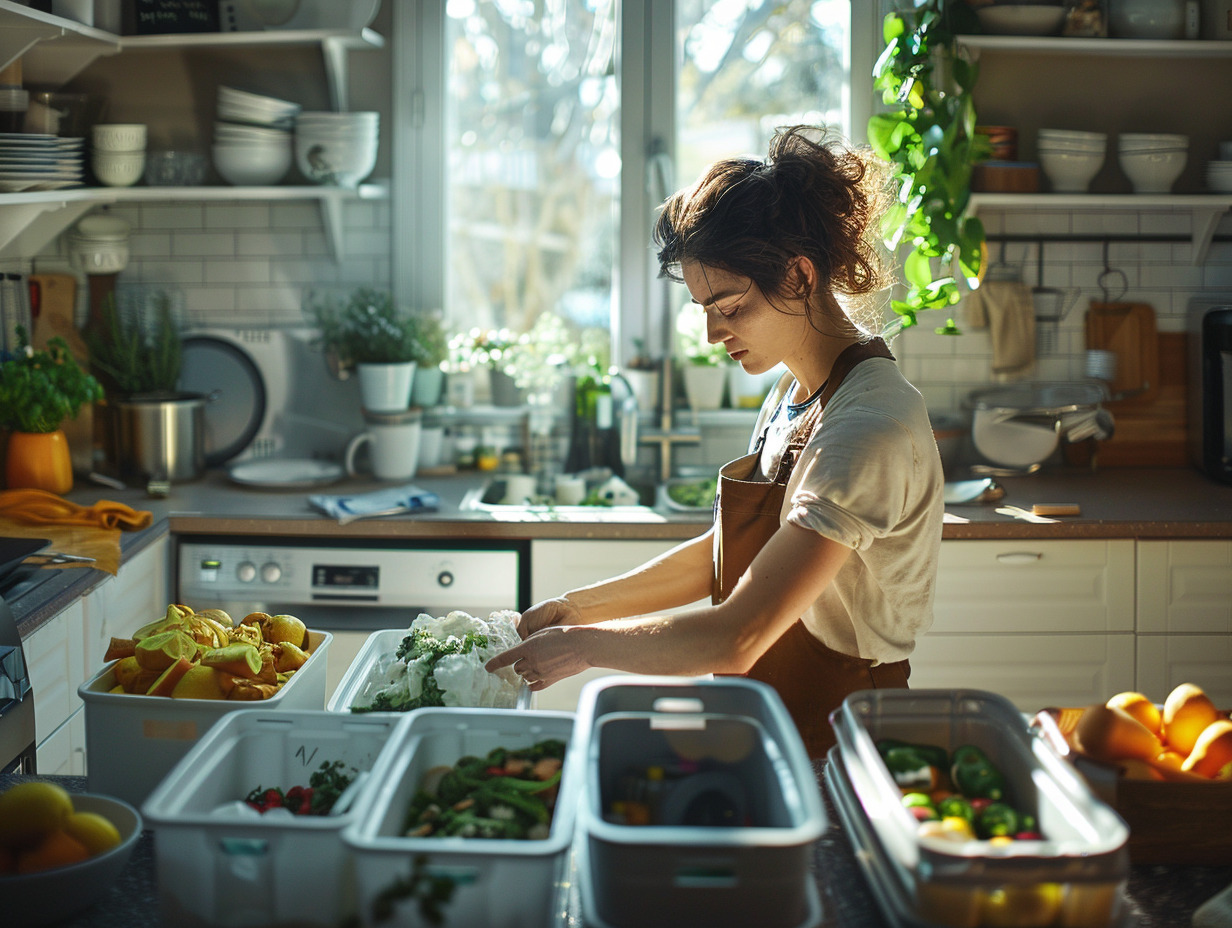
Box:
[935,794,975,826]
[950,745,1005,800]
[881,745,944,791]
[975,801,1020,839]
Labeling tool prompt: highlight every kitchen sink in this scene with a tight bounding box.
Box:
[459,476,666,523]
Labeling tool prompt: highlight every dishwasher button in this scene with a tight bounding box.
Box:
[237,561,257,583]
[261,562,282,584]
[437,570,455,588]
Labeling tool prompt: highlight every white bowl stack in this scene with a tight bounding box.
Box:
[294,111,379,188]
[92,123,146,188]
[1118,132,1188,194]
[1037,128,1106,193]
[1207,159,1232,193]
[213,85,300,186]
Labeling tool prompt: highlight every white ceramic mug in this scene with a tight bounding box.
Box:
[345,414,421,481]
[502,473,537,505]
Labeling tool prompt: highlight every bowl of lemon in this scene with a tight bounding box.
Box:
[0,780,142,926]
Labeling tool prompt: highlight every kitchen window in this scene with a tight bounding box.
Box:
[392,0,873,364]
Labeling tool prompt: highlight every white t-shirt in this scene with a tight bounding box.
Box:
[752,357,944,664]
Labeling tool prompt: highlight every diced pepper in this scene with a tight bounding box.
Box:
[975,801,1019,839]
[902,792,935,810]
[950,745,1006,800]
[883,746,942,791]
[936,794,975,826]
[901,792,938,822]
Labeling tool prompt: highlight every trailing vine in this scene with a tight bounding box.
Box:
[868,0,990,334]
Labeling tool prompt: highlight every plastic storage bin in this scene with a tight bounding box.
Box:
[78,630,332,805]
[572,676,826,928]
[326,628,531,712]
[142,708,399,928]
[827,688,1131,928]
[342,707,576,928]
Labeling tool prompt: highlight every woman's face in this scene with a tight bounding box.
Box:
[681,260,815,376]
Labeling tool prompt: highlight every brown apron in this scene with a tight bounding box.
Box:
[713,338,910,758]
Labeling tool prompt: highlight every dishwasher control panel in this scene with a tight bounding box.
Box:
[177,541,522,612]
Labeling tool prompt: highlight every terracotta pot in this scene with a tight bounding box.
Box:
[5,429,73,494]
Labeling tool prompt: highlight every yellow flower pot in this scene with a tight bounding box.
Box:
[5,429,73,495]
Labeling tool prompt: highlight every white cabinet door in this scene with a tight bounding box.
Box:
[1136,540,1232,634]
[24,599,86,770]
[933,540,1136,633]
[529,539,706,713]
[1136,635,1232,707]
[909,633,1136,712]
[83,535,171,673]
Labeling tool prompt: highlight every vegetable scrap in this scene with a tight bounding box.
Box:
[244,760,356,816]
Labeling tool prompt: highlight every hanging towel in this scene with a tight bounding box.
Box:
[0,489,153,531]
[964,281,1036,377]
[309,484,441,525]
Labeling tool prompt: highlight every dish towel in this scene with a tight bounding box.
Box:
[309,484,441,525]
[0,489,152,531]
[963,281,1036,377]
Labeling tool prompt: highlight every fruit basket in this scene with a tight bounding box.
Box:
[142,709,399,928]
[78,630,332,806]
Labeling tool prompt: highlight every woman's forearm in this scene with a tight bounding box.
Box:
[562,527,716,622]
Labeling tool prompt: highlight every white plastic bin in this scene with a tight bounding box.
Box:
[327,628,531,713]
[142,708,399,928]
[572,676,826,928]
[342,707,576,928]
[78,630,332,805]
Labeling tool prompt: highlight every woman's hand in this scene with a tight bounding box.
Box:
[485,626,590,691]
[516,597,581,639]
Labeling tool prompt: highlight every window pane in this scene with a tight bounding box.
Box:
[677,0,851,185]
[443,0,618,337]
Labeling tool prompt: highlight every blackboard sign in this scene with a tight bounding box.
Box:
[125,0,220,35]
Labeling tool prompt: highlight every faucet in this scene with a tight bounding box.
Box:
[609,370,640,471]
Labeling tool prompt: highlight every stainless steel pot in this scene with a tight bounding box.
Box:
[100,392,207,483]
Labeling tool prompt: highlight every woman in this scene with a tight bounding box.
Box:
[486,125,944,755]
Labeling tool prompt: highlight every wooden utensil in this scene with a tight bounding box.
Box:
[1085,301,1160,408]
[30,273,94,475]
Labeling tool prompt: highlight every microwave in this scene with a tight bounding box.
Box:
[1189,302,1232,485]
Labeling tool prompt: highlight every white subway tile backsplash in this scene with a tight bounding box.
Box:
[138,203,205,230]
[235,230,305,256]
[205,203,272,229]
[205,259,270,284]
[172,232,235,257]
[270,202,321,228]
[183,287,238,315]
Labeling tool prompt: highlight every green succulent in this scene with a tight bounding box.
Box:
[0,329,104,434]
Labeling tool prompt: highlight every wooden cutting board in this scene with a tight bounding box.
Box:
[1085,301,1160,409]
[30,273,95,475]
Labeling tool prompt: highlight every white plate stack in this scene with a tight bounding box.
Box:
[0,132,84,191]
[294,111,378,188]
[213,85,300,186]
[1206,160,1232,193]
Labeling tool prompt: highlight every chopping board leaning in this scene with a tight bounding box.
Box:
[30,273,93,475]
[1085,301,1160,408]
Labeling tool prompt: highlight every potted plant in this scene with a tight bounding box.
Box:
[446,325,522,406]
[623,337,662,413]
[675,306,729,411]
[867,0,990,336]
[0,328,103,494]
[308,287,420,413]
[409,310,448,408]
[83,293,207,485]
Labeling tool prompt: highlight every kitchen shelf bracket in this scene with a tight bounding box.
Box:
[0,2,120,86]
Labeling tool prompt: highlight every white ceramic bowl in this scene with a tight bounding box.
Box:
[213,142,293,185]
[68,234,130,273]
[1038,128,1106,144]
[92,149,145,187]
[294,134,378,187]
[1119,132,1188,151]
[1036,137,1106,155]
[0,792,142,927]
[92,123,146,152]
[1039,148,1104,192]
[976,5,1067,36]
[1119,147,1186,193]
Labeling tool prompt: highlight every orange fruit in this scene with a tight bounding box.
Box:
[1181,719,1232,779]
[1106,692,1162,736]
[1162,683,1220,755]
[63,811,121,855]
[16,829,90,874]
[0,781,75,851]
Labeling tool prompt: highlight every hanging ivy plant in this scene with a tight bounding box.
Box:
[868,0,991,334]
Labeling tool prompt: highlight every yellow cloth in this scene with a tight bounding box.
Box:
[963,281,1036,376]
[0,489,152,531]
[0,520,122,574]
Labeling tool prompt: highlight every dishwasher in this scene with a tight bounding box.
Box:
[175,535,530,700]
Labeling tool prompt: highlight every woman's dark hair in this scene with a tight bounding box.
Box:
[653,125,892,333]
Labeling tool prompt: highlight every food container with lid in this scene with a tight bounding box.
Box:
[826,688,1130,928]
[573,676,826,928]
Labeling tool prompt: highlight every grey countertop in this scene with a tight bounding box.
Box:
[3,770,1228,928]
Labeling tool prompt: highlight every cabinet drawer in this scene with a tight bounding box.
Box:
[1136,634,1232,706]
[934,540,1135,633]
[1137,541,1232,634]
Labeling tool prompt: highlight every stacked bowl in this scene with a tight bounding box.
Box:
[1037,128,1106,193]
[213,86,300,186]
[1118,133,1187,194]
[1207,160,1232,193]
[294,111,378,188]
[92,123,146,188]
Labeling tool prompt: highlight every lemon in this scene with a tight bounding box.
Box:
[0,781,75,851]
[63,811,122,855]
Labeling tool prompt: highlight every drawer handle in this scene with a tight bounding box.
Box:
[995,552,1043,565]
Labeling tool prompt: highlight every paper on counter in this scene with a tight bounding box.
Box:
[309,484,441,525]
